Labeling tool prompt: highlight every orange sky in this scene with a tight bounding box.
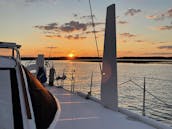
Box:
[0,0,172,57]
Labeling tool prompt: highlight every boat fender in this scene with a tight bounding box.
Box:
[49,67,56,86]
[37,67,47,83]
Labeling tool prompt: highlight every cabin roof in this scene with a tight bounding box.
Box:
[0,42,21,49]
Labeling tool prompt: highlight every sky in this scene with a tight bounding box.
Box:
[0,0,172,57]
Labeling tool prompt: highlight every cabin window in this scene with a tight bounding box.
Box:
[23,67,57,129]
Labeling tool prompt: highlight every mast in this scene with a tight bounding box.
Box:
[101,4,118,111]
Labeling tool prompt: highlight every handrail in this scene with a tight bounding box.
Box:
[0,42,21,61]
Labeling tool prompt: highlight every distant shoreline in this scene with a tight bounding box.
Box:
[21,57,172,64]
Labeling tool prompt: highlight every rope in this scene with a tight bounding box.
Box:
[88,0,102,74]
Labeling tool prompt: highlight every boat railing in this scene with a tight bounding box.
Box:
[118,77,172,126]
[52,70,172,126]
[0,42,21,61]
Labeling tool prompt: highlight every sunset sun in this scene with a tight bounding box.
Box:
[68,53,75,58]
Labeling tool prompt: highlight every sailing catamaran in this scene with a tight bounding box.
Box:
[0,3,171,129]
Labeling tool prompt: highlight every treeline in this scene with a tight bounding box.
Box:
[21,57,102,60]
[21,56,172,60]
[118,57,172,59]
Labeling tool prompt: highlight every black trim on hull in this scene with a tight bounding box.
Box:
[23,67,57,129]
[10,69,24,129]
[19,66,32,119]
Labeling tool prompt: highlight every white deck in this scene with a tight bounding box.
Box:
[47,86,156,129]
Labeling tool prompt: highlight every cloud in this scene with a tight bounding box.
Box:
[151,25,172,31]
[158,41,168,44]
[85,30,104,34]
[60,21,88,32]
[120,33,136,38]
[158,45,172,50]
[146,8,172,21]
[73,14,78,17]
[35,20,105,40]
[35,22,58,31]
[35,21,90,32]
[146,14,165,21]
[72,14,96,21]
[135,40,144,43]
[80,15,95,19]
[35,20,104,33]
[125,8,142,16]
[65,34,86,40]
[45,35,61,38]
[118,20,128,24]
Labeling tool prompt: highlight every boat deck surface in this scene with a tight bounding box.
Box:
[47,86,156,129]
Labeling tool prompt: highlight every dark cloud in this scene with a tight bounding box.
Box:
[118,20,128,24]
[146,8,172,21]
[135,40,144,43]
[73,14,96,20]
[73,14,78,17]
[35,22,58,31]
[122,40,127,43]
[35,20,104,33]
[125,8,142,16]
[91,22,105,27]
[80,15,95,19]
[153,25,172,31]
[158,45,172,50]
[60,21,88,32]
[65,34,86,40]
[166,8,172,17]
[45,35,61,38]
[35,21,90,32]
[158,41,167,44]
[85,30,103,34]
[35,20,104,40]
[120,33,136,38]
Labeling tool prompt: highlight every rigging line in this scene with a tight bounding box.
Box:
[118,80,131,86]
[145,77,172,82]
[130,80,171,106]
[88,0,102,73]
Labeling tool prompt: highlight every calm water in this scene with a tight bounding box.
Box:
[23,60,172,126]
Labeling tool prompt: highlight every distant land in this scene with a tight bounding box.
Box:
[21,57,172,64]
